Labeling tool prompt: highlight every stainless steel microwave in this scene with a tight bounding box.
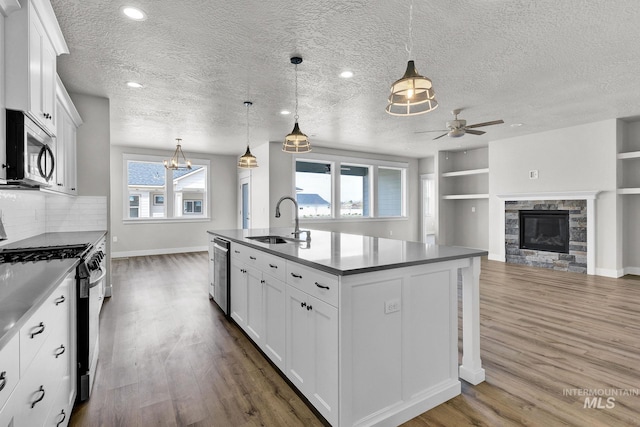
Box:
[4,109,55,187]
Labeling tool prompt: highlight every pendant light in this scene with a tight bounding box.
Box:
[238,101,258,168]
[164,138,192,170]
[386,1,438,116]
[283,56,311,153]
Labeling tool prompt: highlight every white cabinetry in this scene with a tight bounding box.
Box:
[230,244,286,370]
[0,272,76,427]
[53,76,82,195]
[5,0,69,136]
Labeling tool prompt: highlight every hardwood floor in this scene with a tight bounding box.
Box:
[70,253,640,426]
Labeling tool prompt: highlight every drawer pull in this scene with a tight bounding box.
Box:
[31,385,45,408]
[307,305,313,311]
[56,409,66,427]
[315,282,330,290]
[249,256,256,260]
[291,273,302,279]
[234,250,240,254]
[55,295,65,305]
[0,371,6,392]
[30,322,45,339]
[55,344,66,358]
[301,302,307,308]
[269,263,278,269]
[260,279,265,284]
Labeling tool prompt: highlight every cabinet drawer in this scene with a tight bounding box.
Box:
[46,375,71,427]
[230,243,251,261]
[0,333,20,410]
[256,251,286,282]
[286,262,338,307]
[19,280,70,376]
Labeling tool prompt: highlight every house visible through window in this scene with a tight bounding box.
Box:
[124,154,209,221]
[295,160,332,219]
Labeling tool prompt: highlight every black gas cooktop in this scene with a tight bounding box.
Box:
[0,244,90,263]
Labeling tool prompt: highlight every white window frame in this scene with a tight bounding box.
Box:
[123,153,211,223]
[292,153,408,222]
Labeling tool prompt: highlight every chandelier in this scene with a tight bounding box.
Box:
[164,138,192,170]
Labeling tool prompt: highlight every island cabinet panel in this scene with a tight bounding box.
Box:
[262,274,286,370]
[245,266,264,343]
[230,257,248,327]
[285,285,339,426]
[339,261,463,427]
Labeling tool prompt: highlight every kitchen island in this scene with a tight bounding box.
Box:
[208,228,487,427]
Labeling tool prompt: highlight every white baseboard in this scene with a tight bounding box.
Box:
[488,253,505,262]
[112,245,207,259]
[623,267,640,276]
[595,267,625,278]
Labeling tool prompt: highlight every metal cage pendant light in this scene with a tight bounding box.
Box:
[283,56,311,153]
[238,101,258,169]
[386,1,438,116]
[164,138,192,170]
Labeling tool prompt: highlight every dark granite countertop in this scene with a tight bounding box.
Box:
[0,230,107,349]
[208,228,487,276]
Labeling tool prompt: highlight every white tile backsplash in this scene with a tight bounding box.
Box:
[0,190,47,246]
[0,191,107,247]
[45,195,107,232]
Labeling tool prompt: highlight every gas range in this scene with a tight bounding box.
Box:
[0,244,90,263]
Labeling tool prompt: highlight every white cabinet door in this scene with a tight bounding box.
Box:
[54,101,66,190]
[262,274,286,370]
[285,285,312,391]
[230,258,248,327]
[285,285,338,426]
[245,266,264,344]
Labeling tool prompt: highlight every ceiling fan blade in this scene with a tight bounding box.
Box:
[414,129,448,134]
[465,129,486,135]
[432,133,449,140]
[465,119,504,129]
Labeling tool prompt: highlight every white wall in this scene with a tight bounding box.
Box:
[488,119,621,275]
[266,142,420,241]
[110,145,237,257]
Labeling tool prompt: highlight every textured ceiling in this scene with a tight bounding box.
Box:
[50,0,640,158]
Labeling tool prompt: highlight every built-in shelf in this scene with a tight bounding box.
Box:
[441,168,489,178]
[617,188,640,195]
[442,194,489,200]
[617,151,640,160]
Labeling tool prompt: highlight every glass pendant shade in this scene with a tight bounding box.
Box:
[283,121,311,153]
[164,138,192,170]
[238,146,258,168]
[238,101,258,168]
[386,60,438,116]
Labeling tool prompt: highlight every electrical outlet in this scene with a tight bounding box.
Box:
[529,170,539,179]
[113,236,118,243]
[389,230,393,236]
[471,206,476,213]
[384,299,401,314]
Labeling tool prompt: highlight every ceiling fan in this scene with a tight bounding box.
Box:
[416,109,504,140]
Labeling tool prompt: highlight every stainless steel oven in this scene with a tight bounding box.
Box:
[4,109,55,187]
[76,236,106,402]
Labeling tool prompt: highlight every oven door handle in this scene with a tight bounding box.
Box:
[88,268,106,288]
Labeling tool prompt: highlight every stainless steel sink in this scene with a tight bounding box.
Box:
[246,235,291,244]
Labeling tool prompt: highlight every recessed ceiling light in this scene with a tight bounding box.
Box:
[340,71,354,78]
[280,110,291,115]
[121,6,147,21]
[510,123,523,127]
[126,81,144,88]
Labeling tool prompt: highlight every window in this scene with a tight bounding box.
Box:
[295,160,332,219]
[184,200,203,214]
[378,167,405,217]
[340,164,370,217]
[129,195,140,218]
[124,154,209,221]
[294,154,407,220]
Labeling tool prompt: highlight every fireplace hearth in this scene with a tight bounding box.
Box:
[519,210,569,253]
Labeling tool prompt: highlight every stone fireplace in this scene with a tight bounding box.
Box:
[505,200,587,273]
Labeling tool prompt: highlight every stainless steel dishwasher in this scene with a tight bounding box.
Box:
[212,237,230,316]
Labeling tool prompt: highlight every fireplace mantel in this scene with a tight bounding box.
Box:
[495,191,601,275]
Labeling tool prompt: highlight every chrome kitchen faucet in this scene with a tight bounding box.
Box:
[275,196,311,241]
